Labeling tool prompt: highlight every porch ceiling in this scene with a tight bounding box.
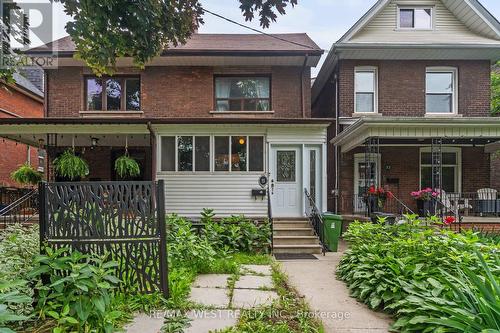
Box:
[332,117,500,153]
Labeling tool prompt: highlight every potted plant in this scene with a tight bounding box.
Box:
[366,186,392,214]
[53,149,89,181]
[11,163,43,187]
[114,154,140,179]
[411,188,439,217]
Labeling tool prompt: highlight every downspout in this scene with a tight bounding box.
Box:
[147,122,157,181]
[44,70,48,117]
[301,54,309,118]
[334,64,340,214]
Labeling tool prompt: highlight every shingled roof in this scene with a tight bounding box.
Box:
[29,33,323,56]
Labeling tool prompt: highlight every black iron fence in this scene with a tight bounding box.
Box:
[0,187,32,209]
[39,181,168,297]
[333,193,414,217]
[0,189,39,227]
[304,188,326,255]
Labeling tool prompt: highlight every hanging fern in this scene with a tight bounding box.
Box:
[11,164,43,186]
[53,149,89,180]
[114,154,141,178]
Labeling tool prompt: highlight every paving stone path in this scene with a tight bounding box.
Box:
[126,264,278,333]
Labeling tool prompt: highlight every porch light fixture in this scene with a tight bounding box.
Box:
[239,138,245,145]
[91,137,99,148]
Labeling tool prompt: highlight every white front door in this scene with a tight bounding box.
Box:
[270,146,302,217]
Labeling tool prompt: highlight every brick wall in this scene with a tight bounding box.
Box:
[491,156,500,191]
[338,60,491,117]
[47,66,311,118]
[335,146,492,213]
[0,83,44,187]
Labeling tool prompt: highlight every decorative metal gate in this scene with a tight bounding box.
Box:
[38,180,168,297]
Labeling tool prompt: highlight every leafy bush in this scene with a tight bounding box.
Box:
[0,280,32,333]
[29,247,124,333]
[10,164,43,186]
[338,216,500,332]
[53,149,89,180]
[492,69,500,115]
[202,215,271,253]
[114,154,141,178]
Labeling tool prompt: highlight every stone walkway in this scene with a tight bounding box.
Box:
[279,241,392,333]
[125,264,278,333]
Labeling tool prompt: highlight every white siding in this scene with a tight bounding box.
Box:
[154,124,329,218]
[350,0,499,44]
[159,173,267,218]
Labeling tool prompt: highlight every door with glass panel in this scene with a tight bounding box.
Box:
[270,146,302,217]
[353,154,380,213]
[305,146,322,213]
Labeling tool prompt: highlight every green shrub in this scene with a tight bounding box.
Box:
[53,149,89,180]
[338,217,500,332]
[10,164,43,186]
[0,280,32,332]
[29,247,124,333]
[114,154,141,178]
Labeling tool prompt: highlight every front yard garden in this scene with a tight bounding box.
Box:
[0,211,323,333]
[338,215,500,333]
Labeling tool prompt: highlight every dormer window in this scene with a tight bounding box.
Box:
[398,7,433,29]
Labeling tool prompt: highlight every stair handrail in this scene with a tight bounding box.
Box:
[304,188,327,255]
[0,189,39,226]
[267,182,273,254]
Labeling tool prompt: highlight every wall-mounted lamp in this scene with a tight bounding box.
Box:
[90,137,99,149]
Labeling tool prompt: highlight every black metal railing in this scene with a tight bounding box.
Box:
[268,183,273,254]
[304,188,326,255]
[0,187,32,210]
[0,189,39,227]
[333,193,414,217]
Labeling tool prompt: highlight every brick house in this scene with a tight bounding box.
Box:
[0,33,330,221]
[0,70,44,187]
[312,0,500,220]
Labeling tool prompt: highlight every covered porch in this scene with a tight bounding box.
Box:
[331,117,500,224]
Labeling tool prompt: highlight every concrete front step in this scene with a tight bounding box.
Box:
[273,222,311,228]
[273,236,320,246]
[273,228,314,236]
[273,244,323,254]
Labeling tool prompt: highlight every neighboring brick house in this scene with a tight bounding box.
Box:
[0,70,44,187]
[0,33,330,220]
[312,0,500,218]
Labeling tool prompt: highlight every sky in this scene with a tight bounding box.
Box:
[41,0,500,76]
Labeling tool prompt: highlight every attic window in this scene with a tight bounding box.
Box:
[398,7,432,29]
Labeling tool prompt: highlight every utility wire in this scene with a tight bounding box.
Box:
[201,7,323,52]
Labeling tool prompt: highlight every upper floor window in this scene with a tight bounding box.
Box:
[426,68,457,114]
[215,76,271,112]
[355,67,377,113]
[398,7,433,29]
[86,76,140,111]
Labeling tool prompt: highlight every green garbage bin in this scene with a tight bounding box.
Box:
[322,213,343,252]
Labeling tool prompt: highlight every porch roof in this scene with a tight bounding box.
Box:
[331,117,500,153]
[0,117,333,147]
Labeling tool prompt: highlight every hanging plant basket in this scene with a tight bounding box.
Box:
[11,163,43,186]
[53,149,89,180]
[114,154,141,179]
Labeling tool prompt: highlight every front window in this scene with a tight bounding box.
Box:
[215,76,270,111]
[399,7,433,29]
[161,135,265,172]
[355,67,377,113]
[426,69,457,114]
[85,77,140,111]
[420,148,460,193]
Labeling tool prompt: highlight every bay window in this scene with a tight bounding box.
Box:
[85,76,141,111]
[426,68,457,114]
[355,67,377,113]
[215,76,271,111]
[160,135,265,172]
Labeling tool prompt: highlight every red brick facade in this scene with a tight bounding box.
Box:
[47,66,311,118]
[0,83,44,187]
[337,60,491,117]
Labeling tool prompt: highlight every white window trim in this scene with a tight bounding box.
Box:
[425,67,459,116]
[396,6,435,30]
[354,66,378,114]
[419,147,462,193]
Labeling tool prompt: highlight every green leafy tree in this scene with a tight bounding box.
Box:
[492,63,500,115]
[54,0,298,75]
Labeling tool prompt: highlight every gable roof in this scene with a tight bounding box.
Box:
[312,0,500,104]
[29,33,323,56]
